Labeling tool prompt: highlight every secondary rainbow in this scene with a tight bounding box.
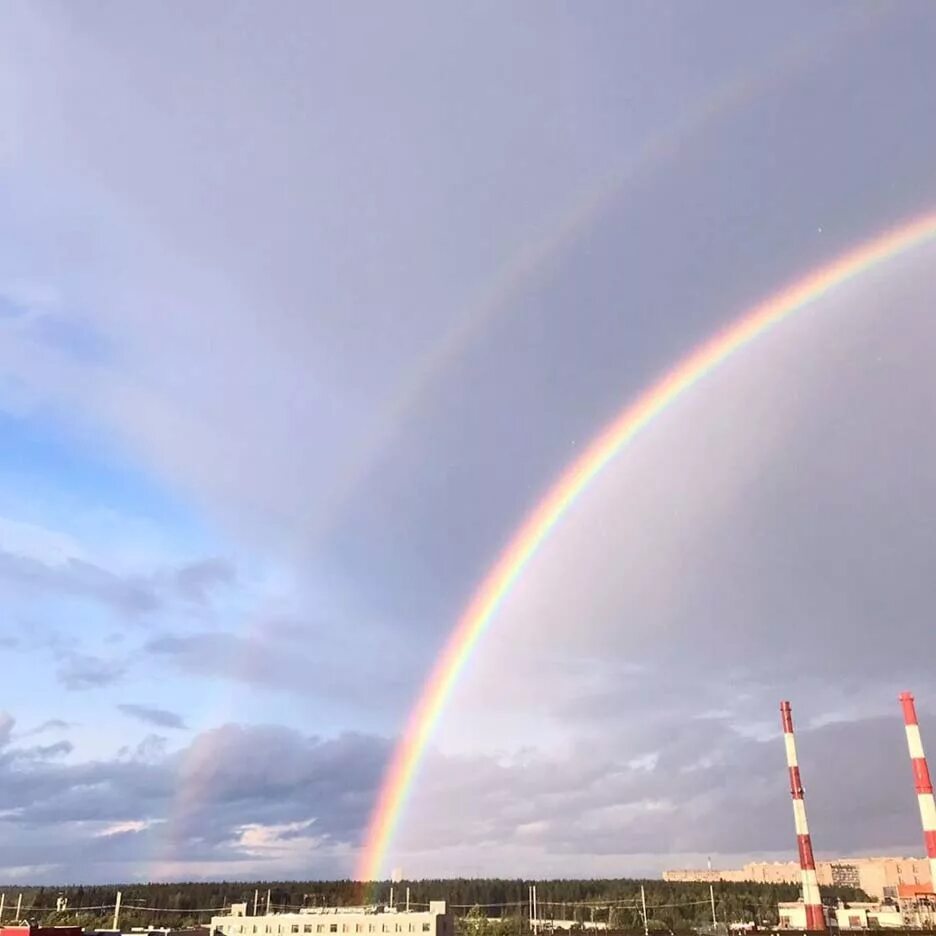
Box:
[356,210,936,883]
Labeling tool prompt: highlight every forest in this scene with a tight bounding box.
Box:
[0,879,870,934]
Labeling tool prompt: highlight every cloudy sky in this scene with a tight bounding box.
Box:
[2,0,936,884]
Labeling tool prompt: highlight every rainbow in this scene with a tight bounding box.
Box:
[356,210,936,883]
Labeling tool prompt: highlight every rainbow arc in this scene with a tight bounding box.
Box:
[357,210,936,883]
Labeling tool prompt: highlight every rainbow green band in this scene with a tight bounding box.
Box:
[357,210,936,882]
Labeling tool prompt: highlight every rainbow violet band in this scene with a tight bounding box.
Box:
[357,210,936,883]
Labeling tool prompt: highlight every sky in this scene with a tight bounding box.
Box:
[2,0,936,884]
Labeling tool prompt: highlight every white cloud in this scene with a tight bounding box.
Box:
[232,819,320,856]
[0,516,86,567]
[95,818,164,838]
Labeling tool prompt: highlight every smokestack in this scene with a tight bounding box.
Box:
[899,692,936,892]
[780,701,826,932]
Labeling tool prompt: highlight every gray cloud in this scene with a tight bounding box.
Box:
[145,631,409,713]
[0,550,159,616]
[21,719,73,737]
[174,558,235,604]
[0,713,15,747]
[56,652,126,691]
[11,740,74,760]
[35,718,71,732]
[2,548,234,610]
[0,716,389,881]
[127,734,169,763]
[0,702,926,882]
[0,547,237,628]
[118,704,188,731]
[389,711,931,877]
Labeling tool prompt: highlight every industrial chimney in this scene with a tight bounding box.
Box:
[899,692,936,892]
[780,701,827,932]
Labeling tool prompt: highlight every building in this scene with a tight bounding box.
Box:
[777,897,936,930]
[665,863,800,886]
[664,857,933,899]
[833,903,905,930]
[834,896,936,930]
[848,858,933,899]
[777,902,841,930]
[777,902,811,930]
[209,903,453,936]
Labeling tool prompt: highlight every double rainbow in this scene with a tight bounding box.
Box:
[356,210,936,882]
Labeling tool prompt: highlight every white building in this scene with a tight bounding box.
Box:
[834,899,936,930]
[777,902,834,930]
[210,903,452,936]
[779,898,936,930]
[834,903,905,930]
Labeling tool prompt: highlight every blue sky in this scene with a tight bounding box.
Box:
[3,0,936,883]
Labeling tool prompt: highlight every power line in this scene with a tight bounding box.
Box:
[16,904,227,915]
[122,906,229,914]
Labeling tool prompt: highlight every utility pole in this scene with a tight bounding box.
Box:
[640,886,649,936]
[389,888,394,912]
[15,894,22,922]
[710,886,717,929]
[0,893,5,923]
[406,888,410,913]
[266,891,272,915]
[254,891,259,917]
[113,891,122,932]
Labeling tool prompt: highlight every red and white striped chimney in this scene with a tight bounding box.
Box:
[780,701,826,932]
[899,692,936,892]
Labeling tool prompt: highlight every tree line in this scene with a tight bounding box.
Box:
[0,879,869,932]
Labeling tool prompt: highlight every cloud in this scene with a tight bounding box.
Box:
[0,717,390,881]
[0,549,160,616]
[384,711,930,877]
[230,819,320,858]
[145,631,408,711]
[94,818,163,838]
[0,516,86,567]
[131,734,169,763]
[0,701,924,883]
[56,652,126,691]
[118,704,188,731]
[174,558,235,604]
[0,713,15,747]
[10,740,73,760]
[0,540,238,621]
[20,719,73,737]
